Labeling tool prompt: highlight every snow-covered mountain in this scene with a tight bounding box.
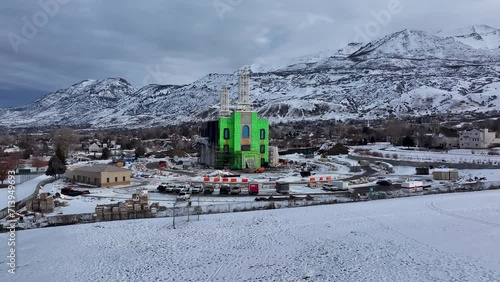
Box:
[438,25,500,51]
[2,27,500,129]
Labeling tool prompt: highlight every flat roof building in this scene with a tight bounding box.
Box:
[66,164,131,187]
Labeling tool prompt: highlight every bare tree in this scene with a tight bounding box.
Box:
[50,128,79,156]
[0,155,16,184]
[31,153,47,172]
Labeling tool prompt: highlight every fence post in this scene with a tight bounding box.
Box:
[172,202,177,229]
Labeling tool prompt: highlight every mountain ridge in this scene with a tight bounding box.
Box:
[2,27,500,129]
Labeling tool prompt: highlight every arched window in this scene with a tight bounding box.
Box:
[242,125,250,138]
[260,129,266,140]
[223,128,230,139]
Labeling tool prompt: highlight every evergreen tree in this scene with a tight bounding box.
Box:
[402,136,415,148]
[46,155,66,178]
[101,148,111,160]
[55,145,67,165]
[135,146,146,159]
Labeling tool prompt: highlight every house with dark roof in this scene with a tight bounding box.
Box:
[66,164,131,187]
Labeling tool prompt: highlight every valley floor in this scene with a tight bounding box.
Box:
[1,191,500,282]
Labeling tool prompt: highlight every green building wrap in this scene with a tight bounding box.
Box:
[216,111,269,169]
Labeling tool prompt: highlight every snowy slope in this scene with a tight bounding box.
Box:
[1,78,136,128]
[1,191,499,281]
[1,28,500,129]
[438,25,500,51]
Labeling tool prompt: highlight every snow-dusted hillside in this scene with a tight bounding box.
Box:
[438,25,500,51]
[2,27,500,129]
[2,191,499,281]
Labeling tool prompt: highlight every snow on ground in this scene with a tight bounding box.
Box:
[2,191,499,281]
[0,175,51,210]
[352,143,500,164]
[392,166,418,175]
[460,169,500,182]
[39,180,120,215]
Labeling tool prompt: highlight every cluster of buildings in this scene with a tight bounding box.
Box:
[430,128,500,149]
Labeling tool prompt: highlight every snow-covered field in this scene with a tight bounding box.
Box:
[352,143,500,164]
[2,190,499,281]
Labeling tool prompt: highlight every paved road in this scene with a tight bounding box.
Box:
[145,163,198,177]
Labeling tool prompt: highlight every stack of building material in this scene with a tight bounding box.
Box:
[95,189,157,221]
[433,169,459,181]
[26,193,55,213]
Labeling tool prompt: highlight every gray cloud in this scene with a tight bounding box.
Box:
[1,0,499,107]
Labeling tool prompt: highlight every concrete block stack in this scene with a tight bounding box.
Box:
[26,193,55,213]
[95,189,158,221]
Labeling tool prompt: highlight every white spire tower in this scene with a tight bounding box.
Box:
[219,85,231,117]
[238,67,252,111]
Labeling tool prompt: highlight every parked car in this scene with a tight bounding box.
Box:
[157,182,168,192]
[165,184,176,193]
[204,185,214,194]
[191,184,204,194]
[173,185,184,194]
[230,186,241,195]
[176,191,190,201]
[61,187,90,197]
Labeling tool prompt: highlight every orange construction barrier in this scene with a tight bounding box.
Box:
[326,176,332,181]
[242,179,249,183]
[222,178,229,182]
[230,178,238,183]
[319,177,324,181]
[310,177,316,182]
[203,177,210,182]
[214,178,221,182]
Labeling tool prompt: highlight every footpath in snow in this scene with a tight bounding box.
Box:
[0,175,51,210]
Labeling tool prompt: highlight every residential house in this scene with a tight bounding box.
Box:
[89,142,102,153]
[459,129,500,149]
[431,133,459,149]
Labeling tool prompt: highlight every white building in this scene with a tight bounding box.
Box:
[459,129,500,149]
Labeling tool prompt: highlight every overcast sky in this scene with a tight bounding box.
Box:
[1,0,499,107]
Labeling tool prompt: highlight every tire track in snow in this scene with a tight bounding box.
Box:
[425,201,500,228]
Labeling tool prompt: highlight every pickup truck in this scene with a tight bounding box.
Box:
[157,182,168,192]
